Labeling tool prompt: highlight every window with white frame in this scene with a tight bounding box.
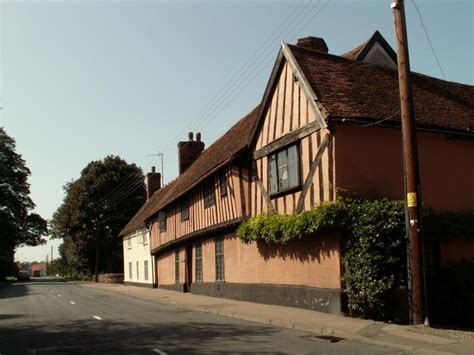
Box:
[175,251,180,283]
[127,237,132,249]
[128,262,132,279]
[136,261,139,280]
[144,260,148,281]
[268,144,300,195]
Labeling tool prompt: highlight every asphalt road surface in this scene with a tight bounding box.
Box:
[0,280,392,354]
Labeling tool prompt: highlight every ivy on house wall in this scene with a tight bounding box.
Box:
[237,198,474,320]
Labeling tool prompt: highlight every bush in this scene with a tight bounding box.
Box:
[430,261,474,326]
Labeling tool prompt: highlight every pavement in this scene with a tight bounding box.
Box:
[80,282,474,354]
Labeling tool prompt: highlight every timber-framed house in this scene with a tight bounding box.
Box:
[120,31,474,314]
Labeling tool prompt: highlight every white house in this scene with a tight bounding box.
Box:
[120,167,161,287]
[123,227,154,286]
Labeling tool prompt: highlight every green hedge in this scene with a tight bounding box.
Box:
[237,198,473,320]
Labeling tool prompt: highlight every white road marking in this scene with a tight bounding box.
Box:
[152,349,168,355]
[50,290,54,293]
[57,294,62,297]
[92,315,102,320]
[70,301,76,305]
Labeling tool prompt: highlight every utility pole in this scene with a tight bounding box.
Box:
[391,0,427,325]
[51,245,54,276]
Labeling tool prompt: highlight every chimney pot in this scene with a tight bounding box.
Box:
[296,36,328,53]
[178,134,205,175]
[146,170,161,200]
[188,132,194,141]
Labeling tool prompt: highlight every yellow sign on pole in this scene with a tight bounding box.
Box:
[407,192,417,207]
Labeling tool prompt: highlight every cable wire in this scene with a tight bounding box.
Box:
[410,0,446,80]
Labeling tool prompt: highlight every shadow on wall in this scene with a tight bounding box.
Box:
[257,233,339,263]
[0,318,284,354]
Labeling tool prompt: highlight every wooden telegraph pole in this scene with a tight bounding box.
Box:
[391,0,427,325]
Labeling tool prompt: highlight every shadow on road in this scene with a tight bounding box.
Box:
[0,283,29,300]
[0,318,283,354]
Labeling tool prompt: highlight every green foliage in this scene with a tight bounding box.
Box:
[50,155,146,276]
[423,210,474,241]
[431,261,474,325]
[339,199,406,319]
[237,202,345,244]
[0,127,47,279]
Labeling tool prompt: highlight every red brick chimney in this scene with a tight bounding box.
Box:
[178,132,205,175]
[146,166,161,200]
[296,36,328,53]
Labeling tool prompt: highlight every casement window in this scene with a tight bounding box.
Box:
[195,243,203,283]
[127,237,132,249]
[181,199,189,221]
[203,178,216,207]
[142,230,147,245]
[128,262,132,279]
[136,261,139,280]
[215,238,225,282]
[220,171,227,197]
[175,250,180,283]
[144,260,148,281]
[268,144,300,195]
[159,211,167,232]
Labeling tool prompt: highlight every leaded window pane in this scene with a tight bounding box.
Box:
[277,150,289,190]
[215,238,224,282]
[268,155,278,194]
[287,145,299,188]
[195,243,203,283]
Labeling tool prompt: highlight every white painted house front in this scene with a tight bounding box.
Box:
[120,167,161,287]
[123,227,154,287]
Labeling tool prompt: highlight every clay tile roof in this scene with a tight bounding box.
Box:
[119,105,260,236]
[289,44,474,132]
[119,181,177,237]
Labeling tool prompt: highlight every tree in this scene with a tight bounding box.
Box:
[50,156,145,280]
[0,127,48,279]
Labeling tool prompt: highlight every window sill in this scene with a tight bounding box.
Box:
[269,185,302,199]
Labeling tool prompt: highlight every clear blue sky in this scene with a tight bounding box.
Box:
[1,0,472,262]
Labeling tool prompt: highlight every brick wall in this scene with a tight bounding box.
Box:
[201,239,216,283]
[187,232,341,289]
[223,233,341,289]
[97,273,124,284]
[157,250,175,285]
[157,248,186,285]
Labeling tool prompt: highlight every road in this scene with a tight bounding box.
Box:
[0,280,393,354]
